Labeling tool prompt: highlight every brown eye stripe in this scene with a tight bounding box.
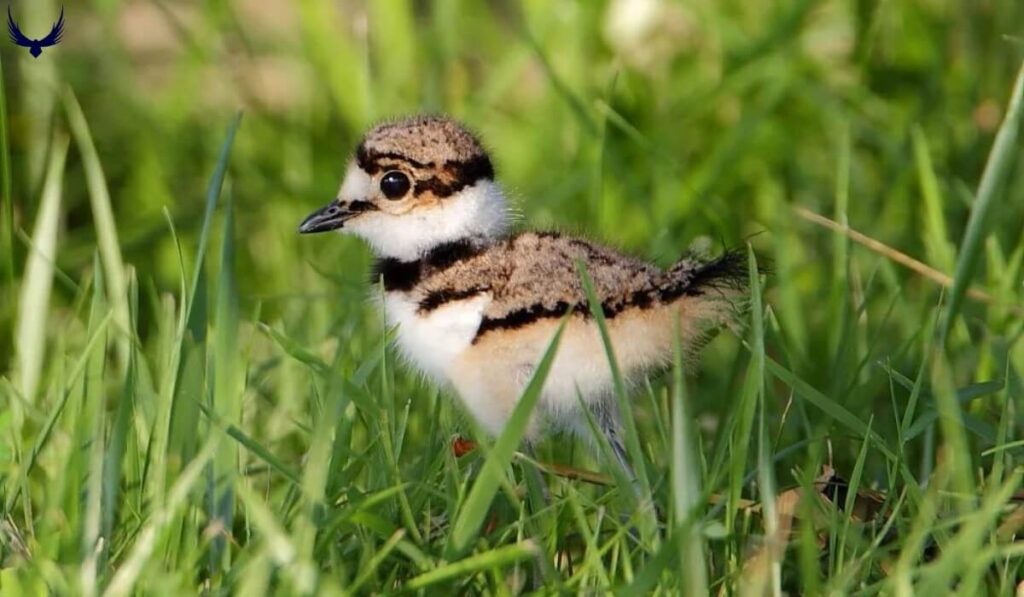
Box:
[412,155,495,198]
[347,200,378,213]
[356,144,433,174]
[356,143,495,197]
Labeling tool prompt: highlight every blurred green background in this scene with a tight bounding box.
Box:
[1,0,1023,592]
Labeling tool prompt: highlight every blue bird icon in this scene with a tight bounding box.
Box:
[8,5,64,58]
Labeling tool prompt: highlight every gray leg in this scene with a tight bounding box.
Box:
[594,408,649,543]
[607,423,637,483]
[594,406,637,485]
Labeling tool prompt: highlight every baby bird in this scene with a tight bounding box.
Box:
[299,116,747,471]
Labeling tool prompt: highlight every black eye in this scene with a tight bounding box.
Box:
[380,171,411,200]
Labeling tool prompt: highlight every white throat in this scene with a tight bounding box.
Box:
[345,179,511,261]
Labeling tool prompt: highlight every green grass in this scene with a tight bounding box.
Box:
[1,0,1024,593]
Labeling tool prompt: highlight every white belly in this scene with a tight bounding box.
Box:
[383,291,491,383]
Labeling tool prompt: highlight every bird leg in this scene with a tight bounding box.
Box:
[595,405,639,488]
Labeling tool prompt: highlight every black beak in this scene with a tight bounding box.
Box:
[298,200,351,234]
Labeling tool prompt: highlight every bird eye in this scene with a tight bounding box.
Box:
[379,171,411,200]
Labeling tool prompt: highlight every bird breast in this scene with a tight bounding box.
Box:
[382,290,492,383]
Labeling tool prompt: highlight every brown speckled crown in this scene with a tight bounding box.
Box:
[355,116,495,199]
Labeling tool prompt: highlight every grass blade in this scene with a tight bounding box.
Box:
[350,529,407,593]
[0,53,13,288]
[79,256,109,596]
[764,358,895,460]
[186,112,242,327]
[199,401,301,486]
[208,193,243,574]
[941,60,1024,340]
[151,114,241,504]
[911,127,956,272]
[64,88,131,368]
[14,135,69,409]
[748,246,780,597]
[576,261,654,512]
[235,483,316,593]
[102,441,218,597]
[670,313,708,595]
[102,271,138,552]
[407,541,539,591]
[294,373,345,575]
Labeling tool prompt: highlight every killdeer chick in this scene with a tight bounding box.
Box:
[299,116,747,473]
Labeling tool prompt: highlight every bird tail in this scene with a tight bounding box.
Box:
[666,247,760,355]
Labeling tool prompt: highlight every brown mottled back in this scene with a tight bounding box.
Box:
[406,231,745,342]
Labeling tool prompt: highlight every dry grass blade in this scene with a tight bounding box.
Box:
[740,480,809,597]
[514,452,614,486]
[739,466,888,595]
[794,206,1022,316]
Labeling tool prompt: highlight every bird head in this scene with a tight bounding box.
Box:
[299,116,509,261]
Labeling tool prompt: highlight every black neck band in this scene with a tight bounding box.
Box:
[371,237,485,292]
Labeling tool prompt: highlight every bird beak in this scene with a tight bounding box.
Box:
[298,200,353,234]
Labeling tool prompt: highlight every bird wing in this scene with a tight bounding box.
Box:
[7,6,33,47]
[36,7,64,46]
[412,232,747,341]
[478,232,663,324]
[410,231,661,327]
